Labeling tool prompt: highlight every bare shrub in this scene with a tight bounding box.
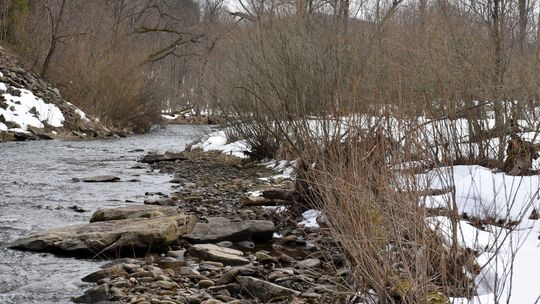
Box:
[293,129,476,302]
[50,43,162,132]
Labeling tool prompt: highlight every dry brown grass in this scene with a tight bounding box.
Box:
[296,132,476,303]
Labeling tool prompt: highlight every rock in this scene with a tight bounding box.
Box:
[0,131,16,142]
[90,206,178,222]
[82,175,120,183]
[73,284,109,303]
[154,280,178,290]
[255,251,276,264]
[235,240,254,249]
[141,152,188,164]
[82,265,128,282]
[216,268,239,285]
[10,214,196,256]
[268,271,287,281]
[296,258,321,269]
[68,205,87,213]
[198,279,215,289]
[236,276,300,302]
[178,266,200,276]
[14,132,36,141]
[144,197,177,206]
[184,217,275,243]
[200,300,222,304]
[215,241,233,247]
[188,244,250,266]
[278,253,294,264]
[101,258,141,269]
[109,286,125,301]
[300,292,321,299]
[27,125,54,139]
[167,249,185,259]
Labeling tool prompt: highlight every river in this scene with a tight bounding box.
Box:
[0,125,208,304]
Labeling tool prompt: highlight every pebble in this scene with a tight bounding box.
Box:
[296,258,321,269]
[198,279,215,289]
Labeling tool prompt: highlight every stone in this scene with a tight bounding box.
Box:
[200,300,222,304]
[141,152,188,164]
[10,214,196,256]
[296,258,321,269]
[278,253,294,264]
[235,240,254,249]
[82,265,128,282]
[144,197,177,206]
[255,251,276,264]
[268,271,287,281]
[82,175,120,183]
[215,241,233,247]
[216,268,239,285]
[73,284,109,303]
[188,244,250,266]
[167,249,185,259]
[198,279,215,289]
[154,280,178,290]
[236,276,300,302]
[90,206,178,222]
[184,217,275,243]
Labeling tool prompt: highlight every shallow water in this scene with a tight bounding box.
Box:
[0,125,208,304]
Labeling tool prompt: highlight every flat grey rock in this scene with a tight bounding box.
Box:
[11,214,196,257]
[90,205,178,222]
[188,244,250,266]
[237,276,300,302]
[184,217,275,242]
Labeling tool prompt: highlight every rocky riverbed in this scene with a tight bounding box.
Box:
[8,147,359,303]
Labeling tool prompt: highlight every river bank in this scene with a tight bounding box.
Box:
[3,126,358,304]
[0,125,207,304]
[72,149,353,303]
[54,151,355,304]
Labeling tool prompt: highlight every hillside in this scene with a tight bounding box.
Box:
[0,45,112,142]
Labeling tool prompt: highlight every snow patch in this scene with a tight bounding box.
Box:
[75,108,90,122]
[0,82,64,132]
[298,209,321,228]
[417,165,540,220]
[191,130,249,158]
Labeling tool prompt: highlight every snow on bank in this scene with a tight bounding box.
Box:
[162,113,181,120]
[435,216,540,304]
[298,209,321,228]
[417,165,540,220]
[193,124,540,303]
[191,130,249,158]
[420,166,540,303]
[0,81,64,133]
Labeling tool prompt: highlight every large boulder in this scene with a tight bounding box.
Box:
[90,205,178,222]
[10,214,196,257]
[183,217,275,243]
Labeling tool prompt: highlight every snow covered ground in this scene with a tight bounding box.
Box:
[193,127,540,303]
[0,74,90,135]
[422,167,540,303]
[190,130,250,158]
[0,78,64,133]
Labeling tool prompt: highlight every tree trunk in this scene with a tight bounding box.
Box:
[518,0,527,55]
[41,0,67,79]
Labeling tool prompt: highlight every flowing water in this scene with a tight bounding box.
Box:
[0,125,208,304]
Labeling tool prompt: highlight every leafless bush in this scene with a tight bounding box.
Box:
[50,42,162,132]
